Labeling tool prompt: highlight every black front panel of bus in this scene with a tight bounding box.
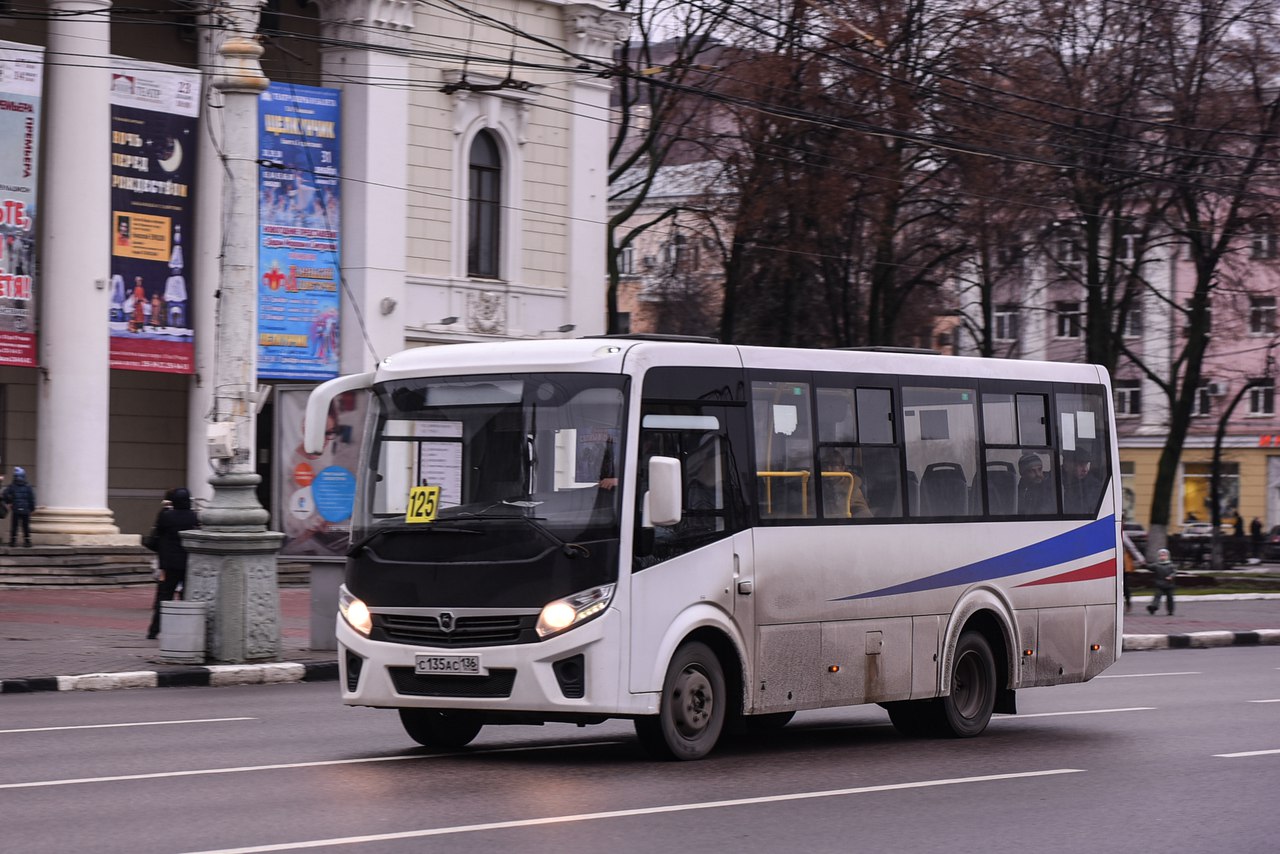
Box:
[346,537,619,609]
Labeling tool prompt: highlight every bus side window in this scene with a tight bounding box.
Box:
[752,380,816,520]
[903,385,979,519]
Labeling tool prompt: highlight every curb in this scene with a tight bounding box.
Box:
[0,660,338,694]
[1123,629,1280,651]
[7,628,1280,694]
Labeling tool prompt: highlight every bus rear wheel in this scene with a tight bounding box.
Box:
[937,630,997,737]
[399,709,484,749]
[635,641,726,760]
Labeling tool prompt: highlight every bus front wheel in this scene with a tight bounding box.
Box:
[937,630,997,737]
[399,708,484,749]
[635,641,726,760]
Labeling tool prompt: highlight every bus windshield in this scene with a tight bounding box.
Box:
[355,372,628,549]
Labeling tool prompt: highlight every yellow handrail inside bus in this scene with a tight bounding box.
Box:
[820,470,855,518]
[758,470,811,516]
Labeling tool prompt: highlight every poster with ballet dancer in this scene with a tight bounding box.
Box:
[257,82,342,380]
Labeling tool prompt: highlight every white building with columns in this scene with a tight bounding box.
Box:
[0,0,627,540]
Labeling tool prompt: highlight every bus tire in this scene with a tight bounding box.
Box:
[936,630,997,738]
[635,641,726,760]
[398,708,484,749]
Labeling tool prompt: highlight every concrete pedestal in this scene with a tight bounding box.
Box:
[309,561,343,651]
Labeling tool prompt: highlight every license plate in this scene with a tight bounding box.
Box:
[415,654,482,676]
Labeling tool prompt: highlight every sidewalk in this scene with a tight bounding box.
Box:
[1,586,336,693]
[3,585,1280,694]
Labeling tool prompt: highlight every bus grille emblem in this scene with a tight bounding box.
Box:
[438,612,455,633]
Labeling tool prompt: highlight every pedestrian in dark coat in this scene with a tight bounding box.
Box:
[146,487,200,639]
[1147,548,1177,616]
[2,466,36,547]
[1250,517,1264,559]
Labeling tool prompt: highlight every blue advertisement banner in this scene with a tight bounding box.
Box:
[257,82,341,380]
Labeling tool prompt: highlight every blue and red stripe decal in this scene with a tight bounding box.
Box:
[833,516,1117,601]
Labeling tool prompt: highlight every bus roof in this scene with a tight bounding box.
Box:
[373,338,1108,386]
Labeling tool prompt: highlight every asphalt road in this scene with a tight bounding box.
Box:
[2,646,1277,854]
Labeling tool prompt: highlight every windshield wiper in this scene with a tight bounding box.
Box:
[347,520,482,556]
[457,504,590,559]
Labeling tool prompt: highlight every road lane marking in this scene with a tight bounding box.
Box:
[998,707,1154,719]
[0,717,255,735]
[180,768,1086,853]
[1215,748,1280,758]
[1096,671,1200,678]
[1248,699,1280,704]
[0,740,627,790]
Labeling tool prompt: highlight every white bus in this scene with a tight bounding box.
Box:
[305,337,1122,760]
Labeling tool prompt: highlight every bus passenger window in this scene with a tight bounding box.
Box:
[903,385,978,518]
[752,381,816,520]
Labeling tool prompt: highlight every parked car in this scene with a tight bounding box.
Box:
[1266,526,1280,560]
[1172,517,1213,537]
[1122,520,1148,550]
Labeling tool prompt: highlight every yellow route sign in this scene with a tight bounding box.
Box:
[406,485,441,523]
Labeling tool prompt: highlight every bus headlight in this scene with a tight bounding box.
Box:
[338,586,373,637]
[536,583,615,638]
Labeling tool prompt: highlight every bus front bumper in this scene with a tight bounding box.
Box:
[335,608,635,716]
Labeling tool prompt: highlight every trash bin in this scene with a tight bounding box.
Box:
[159,600,208,664]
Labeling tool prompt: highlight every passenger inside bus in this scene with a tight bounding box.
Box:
[1017,452,1056,515]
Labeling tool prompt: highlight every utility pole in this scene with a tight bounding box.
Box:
[182,1,284,662]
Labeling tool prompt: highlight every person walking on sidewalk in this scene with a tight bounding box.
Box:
[2,466,36,547]
[145,487,200,639]
[1147,548,1177,616]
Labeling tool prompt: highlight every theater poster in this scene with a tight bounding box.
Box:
[257,82,341,380]
[0,41,43,368]
[108,59,199,373]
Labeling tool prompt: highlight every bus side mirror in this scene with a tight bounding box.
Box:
[304,371,375,454]
[645,456,683,527]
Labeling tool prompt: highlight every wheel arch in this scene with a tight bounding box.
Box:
[941,586,1018,706]
[641,604,747,718]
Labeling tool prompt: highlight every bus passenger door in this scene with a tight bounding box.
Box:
[628,402,753,695]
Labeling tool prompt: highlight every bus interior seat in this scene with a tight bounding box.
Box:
[984,460,1017,515]
[919,462,968,516]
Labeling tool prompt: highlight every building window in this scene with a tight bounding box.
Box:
[1252,217,1278,259]
[1194,382,1214,417]
[1250,296,1276,335]
[1057,234,1081,265]
[994,305,1019,341]
[1055,301,1082,338]
[1249,379,1275,416]
[467,131,502,279]
[1118,230,1140,262]
[1122,304,1143,337]
[664,233,699,272]
[1115,380,1141,417]
[1184,298,1212,334]
[1183,461,1239,524]
[618,245,635,276]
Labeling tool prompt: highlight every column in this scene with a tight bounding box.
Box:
[187,14,228,505]
[182,1,285,663]
[34,0,126,544]
[563,5,630,337]
[314,0,414,374]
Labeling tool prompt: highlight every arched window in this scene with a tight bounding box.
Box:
[468,131,502,278]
